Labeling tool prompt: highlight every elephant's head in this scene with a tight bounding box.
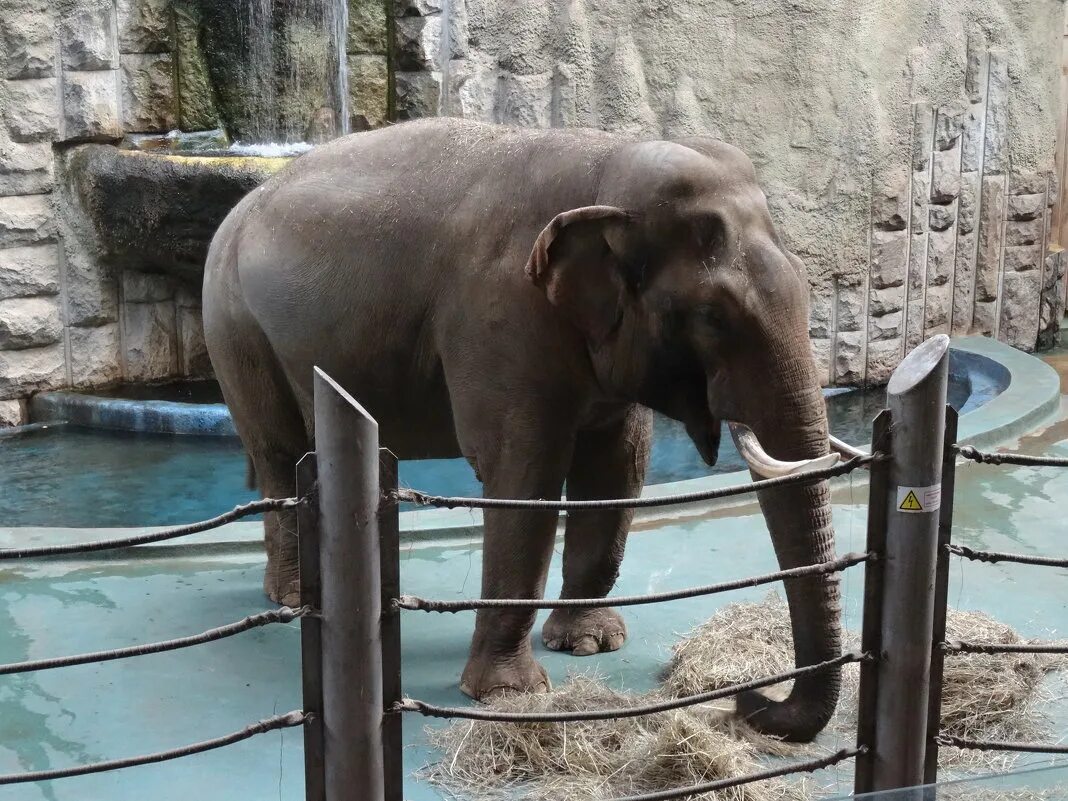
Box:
[526,138,841,742]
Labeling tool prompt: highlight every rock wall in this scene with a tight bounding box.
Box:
[391,0,1067,385]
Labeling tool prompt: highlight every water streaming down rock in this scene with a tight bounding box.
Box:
[227,0,350,143]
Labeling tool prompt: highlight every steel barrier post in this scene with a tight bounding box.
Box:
[923,405,958,784]
[314,368,385,801]
[297,453,325,801]
[379,449,403,801]
[853,410,891,794]
[869,335,950,792]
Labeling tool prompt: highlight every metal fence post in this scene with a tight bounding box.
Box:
[378,449,403,801]
[853,410,892,794]
[923,405,959,784]
[869,334,950,792]
[297,453,325,801]
[314,368,385,801]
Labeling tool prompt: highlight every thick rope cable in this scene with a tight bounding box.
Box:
[942,640,1068,655]
[954,445,1068,467]
[935,735,1068,754]
[0,710,308,784]
[394,652,866,722]
[397,552,871,612]
[606,746,864,801]
[0,497,303,560]
[394,454,875,511]
[946,543,1068,569]
[0,607,312,676]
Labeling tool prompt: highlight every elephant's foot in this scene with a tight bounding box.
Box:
[460,646,551,700]
[263,564,301,608]
[542,607,627,656]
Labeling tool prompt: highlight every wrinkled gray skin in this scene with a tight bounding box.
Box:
[203,118,840,742]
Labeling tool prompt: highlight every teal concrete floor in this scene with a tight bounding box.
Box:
[4,341,1068,799]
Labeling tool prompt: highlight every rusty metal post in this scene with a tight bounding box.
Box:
[853,410,891,794]
[378,449,403,801]
[314,368,385,801]
[870,335,950,792]
[923,405,959,784]
[297,453,324,801]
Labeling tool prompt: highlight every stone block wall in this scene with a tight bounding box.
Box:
[0,0,212,426]
[389,0,1064,386]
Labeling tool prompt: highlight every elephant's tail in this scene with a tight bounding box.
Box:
[246,454,257,491]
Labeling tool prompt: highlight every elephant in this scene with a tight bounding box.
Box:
[203,117,844,742]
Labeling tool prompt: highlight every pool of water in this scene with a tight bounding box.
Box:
[0,350,1004,528]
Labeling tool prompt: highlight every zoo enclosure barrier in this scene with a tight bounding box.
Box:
[0,496,313,785]
[303,334,1018,801]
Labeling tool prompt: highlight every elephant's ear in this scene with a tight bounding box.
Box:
[525,205,635,344]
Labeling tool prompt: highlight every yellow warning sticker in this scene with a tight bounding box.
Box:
[895,484,941,513]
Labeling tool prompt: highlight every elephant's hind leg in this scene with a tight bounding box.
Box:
[542,405,652,656]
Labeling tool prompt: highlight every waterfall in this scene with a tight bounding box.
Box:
[331,0,350,135]
[234,0,351,144]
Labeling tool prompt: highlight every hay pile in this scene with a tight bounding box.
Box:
[424,674,807,801]
[425,595,1065,799]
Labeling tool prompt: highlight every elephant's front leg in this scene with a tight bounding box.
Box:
[459,423,571,700]
[543,406,652,656]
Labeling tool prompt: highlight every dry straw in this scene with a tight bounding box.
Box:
[424,595,1066,799]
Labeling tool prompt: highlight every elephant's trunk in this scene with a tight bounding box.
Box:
[734,344,842,743]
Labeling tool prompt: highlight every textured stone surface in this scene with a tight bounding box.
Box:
[869,287,904,316]
[123,270,172,303]
[911,172,930,233]
[905,294,924,350]
[347,55,389,130]
[834,331,864,385]
[394,0,444,14]
[923,283,952,334]
[1,2,55,79]
[928,203,956,232]
[394,15,436,71]
[958,173,978,233]
[69,322,121,386]
[872,171,909,231]
[1037,248,1066,350]
[869,311,903,341]
[866,339,902,386]
[835,281,864,332]
[931,146,961,202]
[951,231,977,334]
[348,0,388,54]
[871,230,908,289]
[60,2,118,71]
[927,227,955,286]
[0,244,60,299]
[983,51,1010,174]
[1005,218,1045,247]
[124,300,176,381]
[63,239,118,327]
[1007,193,1046,221]
[173,1,220,131]
[0,398,24,426]
[975,176,1006,302]
[0,195,55,247]
[3,78,60,142]
[121,53,177,132]
[810,338,831,387]
[911,101,935,172]
[999,270,1041,350]
[961,104,984,172]
[1003,245,1042,273]
[972,300,997,336]
[62,70,122,142]
[0,295,62,349]
[117,0,171,54]
[178,305,210,375]
[908,232,926,295]
[1011,172,1046,195]
[394,71,440,119]
[0,140,54,196]
[808,286,832,339]
[0,343,64,399]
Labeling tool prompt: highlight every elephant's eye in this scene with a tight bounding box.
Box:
[694,304,724,331]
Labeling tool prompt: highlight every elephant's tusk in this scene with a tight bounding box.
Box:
[828,434,868,461]
[727,422,841,479]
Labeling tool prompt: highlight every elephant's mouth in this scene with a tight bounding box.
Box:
[685,416,721,466]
